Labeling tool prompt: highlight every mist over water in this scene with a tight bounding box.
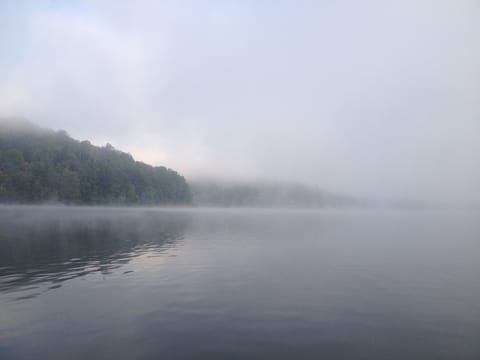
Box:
[1,2,480,359]
[1,206,479,359]
[1,1,480,203]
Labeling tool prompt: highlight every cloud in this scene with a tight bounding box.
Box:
[0,0,479,202]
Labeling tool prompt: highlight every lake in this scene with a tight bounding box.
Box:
[0,206,479,359]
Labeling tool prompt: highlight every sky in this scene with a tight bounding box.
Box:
[0,0,479,202]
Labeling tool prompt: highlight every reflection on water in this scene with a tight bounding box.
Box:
[0,206,480,360]
[0,207,188,299]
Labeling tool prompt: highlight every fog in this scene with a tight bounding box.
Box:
[1,1,479,203]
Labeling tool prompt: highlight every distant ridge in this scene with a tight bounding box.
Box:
[190,179,361,208]
[0,119,191,205]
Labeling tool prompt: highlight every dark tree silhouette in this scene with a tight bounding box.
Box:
[0,119,192,205]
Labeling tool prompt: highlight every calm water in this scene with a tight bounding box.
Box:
[0,206,479,359]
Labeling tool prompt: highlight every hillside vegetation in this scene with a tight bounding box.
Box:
[190,180,359,208]
[0,119,191,205]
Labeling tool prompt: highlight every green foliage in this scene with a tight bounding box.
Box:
[0,120,192,205]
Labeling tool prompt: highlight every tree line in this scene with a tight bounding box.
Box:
[190,180,359,208]
[0,119,191,205]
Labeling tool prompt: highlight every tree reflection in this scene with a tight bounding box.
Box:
[0,207,189,295]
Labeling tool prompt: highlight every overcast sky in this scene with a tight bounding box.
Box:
[1,0,479,202]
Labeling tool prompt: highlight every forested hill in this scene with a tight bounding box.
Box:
[190,180,361,208]
[0,119,192,205]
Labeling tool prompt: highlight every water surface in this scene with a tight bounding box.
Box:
[0,206,479,359]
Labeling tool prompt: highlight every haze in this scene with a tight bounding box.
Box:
[1,1,479,203]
